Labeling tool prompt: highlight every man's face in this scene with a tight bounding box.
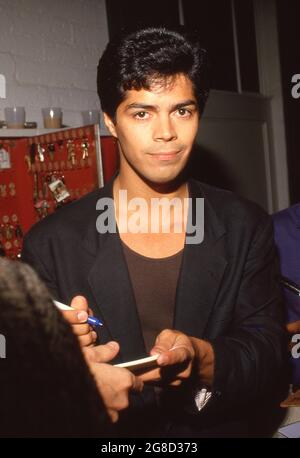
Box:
[104,74,199,186]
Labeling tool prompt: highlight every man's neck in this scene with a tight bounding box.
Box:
[114,170,189,203]
[113,169,189,257]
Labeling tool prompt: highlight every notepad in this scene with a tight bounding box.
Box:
[278,421,300,438]
[114,354,159,372]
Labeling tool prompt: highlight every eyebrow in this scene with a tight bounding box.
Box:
[125,99,198,111]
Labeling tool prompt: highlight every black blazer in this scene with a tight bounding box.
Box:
[22,178,288,436]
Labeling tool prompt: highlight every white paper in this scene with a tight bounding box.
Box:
[114,354,159,371]
[278,421,300,438]
[53,299,72,311]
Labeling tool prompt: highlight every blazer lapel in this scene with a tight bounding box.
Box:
[83,180,146,361]
[174,180,228,338]
[82,178,228,358]
[88,231,146,361]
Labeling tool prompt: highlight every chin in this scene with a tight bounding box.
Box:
[143,171,184,187]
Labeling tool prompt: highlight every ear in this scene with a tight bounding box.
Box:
[103,112,118,138]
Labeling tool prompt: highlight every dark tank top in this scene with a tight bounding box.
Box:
[121,241,183,352]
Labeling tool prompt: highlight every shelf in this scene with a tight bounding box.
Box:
[0,127,80,138]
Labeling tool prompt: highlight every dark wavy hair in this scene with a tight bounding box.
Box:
[97,27,209,120]
[0,258,111,437]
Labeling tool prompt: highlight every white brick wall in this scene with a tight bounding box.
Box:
[0,0,109,130]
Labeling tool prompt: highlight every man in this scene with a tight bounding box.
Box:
[22,27,287,437]
[273,203,300,391]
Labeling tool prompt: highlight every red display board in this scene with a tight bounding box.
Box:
[0,125,118,259]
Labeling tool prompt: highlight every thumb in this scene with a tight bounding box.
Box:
[131,375,144,393]
[91,341,120,363]
[70,295,89,311]
[157,345,190,366]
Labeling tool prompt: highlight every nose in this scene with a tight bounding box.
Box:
[153,114,177,142]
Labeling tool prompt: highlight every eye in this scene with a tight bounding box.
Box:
[134,111,149,119]
[176,108,192,117]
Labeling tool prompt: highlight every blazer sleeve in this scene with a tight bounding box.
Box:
[21,230,60,300]
[210,216,288,410]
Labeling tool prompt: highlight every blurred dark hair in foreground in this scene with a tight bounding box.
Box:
[0,258,109,437]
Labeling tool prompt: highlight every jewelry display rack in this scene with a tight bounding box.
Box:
[0,125,118,259]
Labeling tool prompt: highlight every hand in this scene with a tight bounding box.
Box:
[60,295,97,347]
[139,329,214,388]
[84,342,144,423]
[83,340,121,365]
[287,320,300,334]
[139,329,196,386]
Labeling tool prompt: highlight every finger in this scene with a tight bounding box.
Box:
[107,409,119,423]
[131,375,144,392]
[169,379,183,386]
[78,332,96,347]
[157,345,192,366]
[71,323,91,336]
[287,321,300,334]
[92,331,97,342]
[150,329,177,356]
[89,341,120,363]
[114,392,129,411]
[139,368,185,386]
[61,308,88,325]
[70,295,89,312]
[138,368,161,384]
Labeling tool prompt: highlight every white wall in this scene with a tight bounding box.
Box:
[0,0,289,209]
[0,0,109,129]
[198,91,273,212]
[254,0,289,210]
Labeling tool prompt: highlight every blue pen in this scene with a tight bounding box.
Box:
[53,300,103,327]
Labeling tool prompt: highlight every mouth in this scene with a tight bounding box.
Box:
[148,151,182,161]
